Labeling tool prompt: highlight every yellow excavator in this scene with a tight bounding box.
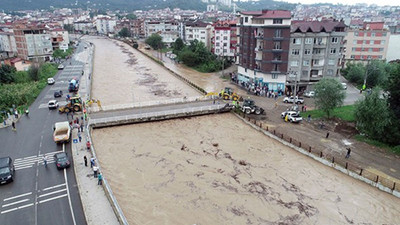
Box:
[220,87,240,101]
[59,96,83,113]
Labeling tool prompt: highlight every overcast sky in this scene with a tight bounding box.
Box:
[281,0,400,6]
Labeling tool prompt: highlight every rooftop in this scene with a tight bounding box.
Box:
[241,10,291,19]
[291,20,346,33]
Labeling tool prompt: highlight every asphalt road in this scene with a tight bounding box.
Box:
[0,43,90,225]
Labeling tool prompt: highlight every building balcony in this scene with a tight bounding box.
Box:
[272,37,284,41]
[272,48,283,52]
[271,59,282,63]
[311,64,324,68]
[313,43,326,48]
[310,75,323,80]
[255,34,264,39]
[255,47,262,52]
[271,70,281,74]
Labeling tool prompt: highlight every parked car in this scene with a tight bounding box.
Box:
[281,110,300,119]
[283,96,304,104]
[288,114,303,123]
[58,64,65,70]
[47,78,55,85]
[304,91,315,98]
[48,100,59,109]
[54,90,63,98]
[0,157,15,184]
[54,152,71,169]
[341,83,347,90]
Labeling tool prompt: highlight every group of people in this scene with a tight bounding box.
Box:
[84,155,103,185]
[230,73,284,99]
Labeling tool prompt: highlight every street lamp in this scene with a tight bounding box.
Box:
[288,70,298,108]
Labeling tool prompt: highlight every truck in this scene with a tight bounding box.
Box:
[53,121,71,143]
[283,96,304,104]
[68,78,79,93]
[239,99,264,115]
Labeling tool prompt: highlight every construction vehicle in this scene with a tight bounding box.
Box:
[239,99,264,115]
[58,96,83,113]
[220,87,241,101]
[68,78,79,93]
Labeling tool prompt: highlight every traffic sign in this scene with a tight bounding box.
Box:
[73,139,78,143]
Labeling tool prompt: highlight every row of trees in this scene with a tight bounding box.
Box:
[145,34,231,73]
[314,62,400,146]
[0,63,58,114]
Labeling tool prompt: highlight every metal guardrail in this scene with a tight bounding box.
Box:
[89,95,213,113]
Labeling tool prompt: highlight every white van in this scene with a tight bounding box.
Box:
[341,83,347,90]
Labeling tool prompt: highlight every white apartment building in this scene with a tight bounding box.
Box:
[212,20,236,59]
[145,21,179,45]
[74,21,95,34]
[184,20,212,49]
[0,31,17,59]
[95,16,117,34]
[50,29,69,51]
[13,25,53,61]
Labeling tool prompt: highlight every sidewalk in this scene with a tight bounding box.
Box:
[70,41,119,225]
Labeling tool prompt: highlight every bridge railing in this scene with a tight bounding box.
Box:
[89,95,215,113]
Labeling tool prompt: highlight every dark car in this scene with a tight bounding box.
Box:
[54,152,71,169]
[0,157,15,184]
[54,90,63,98]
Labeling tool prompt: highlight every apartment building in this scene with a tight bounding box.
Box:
[50,28,69,51]
[131,19,145,38]
[184,20,212,49]
[212,20,237,60]
[288,20,346,90]
[73,21,95,34]
[13,24,53,61]
[95,16,117,34]
[343,22,390,64]
[145,20,179,45]
[236,10,291,92]
[0,31,17,59]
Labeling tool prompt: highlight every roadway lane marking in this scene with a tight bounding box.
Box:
[42,183,66,191]
[2,199,30,208]
[38,188,67,198]
[63,143,77,225]
[3,192,32,201]
[1,203,34,214]
[38,194,67,204]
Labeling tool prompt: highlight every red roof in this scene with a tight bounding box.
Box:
[10,58,22,64]
[241,10,291,19]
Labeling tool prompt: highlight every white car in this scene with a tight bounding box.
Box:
[47,78,55,85]
[281,110,299,119]
[283,96,304,104]
[304,91,315,98]
[288,114,303,123]
[341,83,347,90]
[48,100,59,109]
[58,64,64,70]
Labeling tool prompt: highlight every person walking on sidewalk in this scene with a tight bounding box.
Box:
[93,166,98,178]
[90,157,95,168]
[98,173,103,185]
[78,132,82,142]
[84,156,88,167]
[345,147,351,158]
[11,121,16,131]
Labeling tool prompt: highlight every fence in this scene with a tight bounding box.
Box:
[89,96,214,113]
[235,111,400,197]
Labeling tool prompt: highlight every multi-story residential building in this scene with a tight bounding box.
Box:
[236,10,291,92]
[343,22,390,64]
[212,20,237,60]
[13,24,53,61]
[184,20,212,50]
[95,16,117,34]
[73,21,95,34]
[288,20,346,91]
[131,19,145,38]
[145,20,179,45]
[50,28,69,51]
[0,31,17,59]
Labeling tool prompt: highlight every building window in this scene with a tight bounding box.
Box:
[223,43,227,47]
[273,42,281,50]
[372,32,376,37]
[313,49,321,54]
[216,36,220,40]
[273,54,281,61]
[353,40,357,44]
[291,49,300,55]
[363,40,367,44]
[331,37,338,43]
[378,55,383,59]
[223,36,228,40]
[273,19,283,24]
[355,32,359,36]
[216,42,220,47]
[304,49,311,55]
[245,17,248,23]
[245,68,247,72]
[216,30,220,34]
[290,60,299,66]
[273,64,279,71]
[380,48,384,52]
[382,40,386,45]
[274,29,281,38]
[313,59,319,66]
[272,74,278,79]
[302,70,308,77]
[223,30,228,34]
[383,32,387,36]
[314,37,323,44]
[330,48,336,54]
[352,47,356,52]
[305,38,313,44]
[292,38,301,44]
[327,69,334,75]
[328,59,335,65]
[303,60,310,66]
[216,49,219,53]
[351,55,355,59]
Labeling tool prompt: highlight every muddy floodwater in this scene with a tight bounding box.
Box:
[92,113,400,225]
[86,37,201,106]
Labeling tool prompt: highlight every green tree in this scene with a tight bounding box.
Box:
[118,27,131,37]
[343,63,365,85]
[178,49,198,67]
[386,62,400,120]
[355,88,400,144]
[0,65,16,84]
[145,33,164,50]
[172,37,184,54]
[314,78,346,118]
[28,64,40,81]
[132,43,139,49]
[126,13,137,20]
[365,60,389,88]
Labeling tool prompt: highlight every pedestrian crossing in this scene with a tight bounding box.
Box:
[14,151,63,170]
[1,183,67,214]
